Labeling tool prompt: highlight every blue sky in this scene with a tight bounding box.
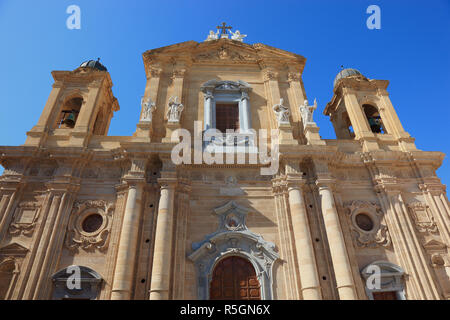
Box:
[0,0,449,186]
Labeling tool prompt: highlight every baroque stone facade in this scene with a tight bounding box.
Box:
[0,36,449,300]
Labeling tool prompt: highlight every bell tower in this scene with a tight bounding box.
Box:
[324,68,416,151]
[25,60,119,147]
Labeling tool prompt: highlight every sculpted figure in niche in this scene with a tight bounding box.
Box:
[272,98,290,124]
[167,96,184,122]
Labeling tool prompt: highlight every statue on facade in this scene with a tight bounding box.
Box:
[229,30,247,42]
[272,98,290,125]
[167,96,184,122]
[299,99,317,127]
[205,30,219,41]
[140,96,156,122]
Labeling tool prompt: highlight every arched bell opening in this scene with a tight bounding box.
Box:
[57,96,83,129]
[341,111,355,139]
[363,104,386,134]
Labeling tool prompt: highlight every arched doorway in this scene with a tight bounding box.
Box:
[210,256,261,300]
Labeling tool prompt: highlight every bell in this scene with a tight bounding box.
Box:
[63,111,76,127]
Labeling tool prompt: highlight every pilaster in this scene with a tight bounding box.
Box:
[149,157,177,299]
[313,159,357,300]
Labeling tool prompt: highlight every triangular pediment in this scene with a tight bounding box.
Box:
[143,38,305,68]
[0,242,29,256]
[422,238,447,251]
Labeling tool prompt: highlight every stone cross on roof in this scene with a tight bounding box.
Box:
[217,22,232,36]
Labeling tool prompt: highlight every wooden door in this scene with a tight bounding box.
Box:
[372,291,398,300]
[210,256,261,300]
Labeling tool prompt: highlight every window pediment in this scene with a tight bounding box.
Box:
[201,80,251,93]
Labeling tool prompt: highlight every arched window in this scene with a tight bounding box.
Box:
[361,261,406,300]
[58,97,83,129]
[51,265,102,300]
[363,104,386,134]
[341,111,354,139]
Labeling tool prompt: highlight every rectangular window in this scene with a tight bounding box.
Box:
[216,103,239,133]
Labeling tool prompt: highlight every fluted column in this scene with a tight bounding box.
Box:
[317,181,357,299]
[287,181,322,299]
[149,181,176,300]
[111,182,144,299]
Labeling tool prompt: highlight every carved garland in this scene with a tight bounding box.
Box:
[65,200,114,252]
[346,200,391,248]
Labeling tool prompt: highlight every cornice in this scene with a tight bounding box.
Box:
[324,77,390,116]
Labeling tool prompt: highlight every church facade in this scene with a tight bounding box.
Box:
[0,30,449,300]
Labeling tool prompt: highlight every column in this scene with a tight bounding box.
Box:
[149,182,176,300]
[287,182,322,299]
[240,89,251,131]
[262,67,281,130]
[111,182,144,300]
[144,67,163,104]
[317,182,357,299]
[203,89,214,131]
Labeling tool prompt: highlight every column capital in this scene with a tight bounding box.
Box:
[123,180,145,189]
[315,178,336,190]
[287,72,301,83]
[262,69,279,82]
[123,157,147,182]
[157,177,178,190]
[286,175,307,190]
[419,183,446,196]
[240,90,250,101]
[374,182,401,195]
[148,67,163,79]
[171,68,187,80]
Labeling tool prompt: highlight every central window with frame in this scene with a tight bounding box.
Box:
[201,80,256,152]
[216,103,240,132]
